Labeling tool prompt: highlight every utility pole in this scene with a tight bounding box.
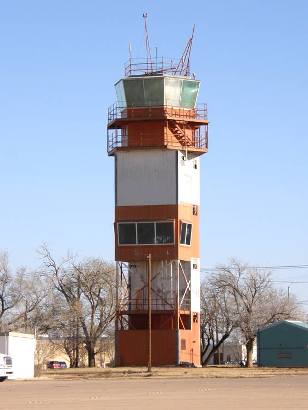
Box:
[147,254,152,373]
[75,271,81,368]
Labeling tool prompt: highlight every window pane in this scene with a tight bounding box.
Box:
[156,222,174,244]
[164,77,182,106]
[185,223,192,245]
[144,78,164,106]
[115,80,126,106]
[137,222,155,244]
[180,223,187,244]
[181,80,199,108]
[123,79,145,107]
[118,223,136,244]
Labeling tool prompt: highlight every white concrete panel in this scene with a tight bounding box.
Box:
[191,258,200,312]
[129,261,147,301]
[116,150,177,206]
[129,261,178,310]
[128,259,200,312]
[178,151,200,205]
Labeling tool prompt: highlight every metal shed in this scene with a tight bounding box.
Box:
[257,320,308,367]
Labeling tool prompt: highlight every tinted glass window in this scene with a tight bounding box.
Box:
[185,223,192,245]
[137,222,155,244]
[144,78,164,106]
[164,77,182,106]
[180,223,187,244]
[181,80,199,108]
[124,79,145,107]
[156,222,174,244]
[180,222,192,245]
[118,223,136,244]
[115,80,126,106]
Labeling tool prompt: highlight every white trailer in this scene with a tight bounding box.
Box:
[0,353,13,381]
[0,332,35,379]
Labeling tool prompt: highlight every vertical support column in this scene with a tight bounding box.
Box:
[176,260,180,365]
[147,254,152,372]
[115,262,120,366]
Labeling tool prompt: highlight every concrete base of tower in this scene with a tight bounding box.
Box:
[115,327,200,367]
[116,329,177,366]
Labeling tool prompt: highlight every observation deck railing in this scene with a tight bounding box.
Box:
[107,125,208,154]
[124,57,191,77]
[119,297,191,312]
[107,103,208,124]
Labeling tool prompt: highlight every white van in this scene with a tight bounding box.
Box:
[0,354,13,381]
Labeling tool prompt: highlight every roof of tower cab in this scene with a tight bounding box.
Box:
[124,57,198,79]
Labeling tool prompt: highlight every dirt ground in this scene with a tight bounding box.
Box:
[1,374,308,409]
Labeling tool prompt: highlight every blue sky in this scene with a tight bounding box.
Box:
[0,0,308,298]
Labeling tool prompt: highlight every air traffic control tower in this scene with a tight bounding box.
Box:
[107,51,208,366]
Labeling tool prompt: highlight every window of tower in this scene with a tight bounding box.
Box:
[180,222,192,246]
[181,80,199,108]
[156,222,174,244]
[137,222,155,244]
[117,221,174,245]
[118,223,137,245]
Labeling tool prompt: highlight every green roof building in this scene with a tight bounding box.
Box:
[257,320,308,367]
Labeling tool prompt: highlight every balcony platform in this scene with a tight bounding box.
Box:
[107,103,208,129]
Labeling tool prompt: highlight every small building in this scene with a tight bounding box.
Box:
[0,332,36,378]
[257,320,308,367]
[203,340,257,365]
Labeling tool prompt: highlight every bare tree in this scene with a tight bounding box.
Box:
[8,271,48,332]
[48,301,85,368]
[39,245,116,367]
[38,245,83,366]
[0,251,46,332]
[72,258,116,367]
[0,251,21,329]
[212,260,299,367]
[200,279,238,365]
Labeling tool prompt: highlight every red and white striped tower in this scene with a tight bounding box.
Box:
[107,54,208,366]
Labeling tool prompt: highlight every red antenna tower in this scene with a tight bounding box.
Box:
[175,25,195,76]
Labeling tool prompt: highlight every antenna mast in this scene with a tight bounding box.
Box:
[143,13,153,72]
[176,25,195,76]
[128,42,132,60]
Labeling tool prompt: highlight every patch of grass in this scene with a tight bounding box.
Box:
[40,366,308,381]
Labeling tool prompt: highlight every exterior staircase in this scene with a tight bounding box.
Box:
[168,120,193,147]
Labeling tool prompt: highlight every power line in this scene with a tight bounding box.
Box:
[201,265,308,284]
[271,279,308,285]
[201,264,308,272]
[271,281,308,284]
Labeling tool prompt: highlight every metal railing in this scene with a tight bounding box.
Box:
[119,297,191,312]
[107,126,208,154]
[107,102,208,123]
[124,57,192,77]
